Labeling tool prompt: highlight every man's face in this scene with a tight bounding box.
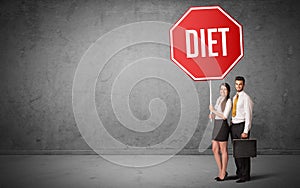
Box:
[235,80,244,92]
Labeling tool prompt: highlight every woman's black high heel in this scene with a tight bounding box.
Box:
[215,171,228,181]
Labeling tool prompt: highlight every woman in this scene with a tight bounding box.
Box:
[209,83,232,181]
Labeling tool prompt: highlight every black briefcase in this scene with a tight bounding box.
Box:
[233,139,257,158]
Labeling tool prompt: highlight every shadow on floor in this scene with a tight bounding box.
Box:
[225,173,278,181]
[250,173,278,181]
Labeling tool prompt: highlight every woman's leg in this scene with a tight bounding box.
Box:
[212,140,222,177]
[219,141,228,179]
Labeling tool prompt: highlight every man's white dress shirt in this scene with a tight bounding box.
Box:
[232,91,254,134]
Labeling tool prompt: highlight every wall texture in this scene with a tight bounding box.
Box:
[0,0,299,154]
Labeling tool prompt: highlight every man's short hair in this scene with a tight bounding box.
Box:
[235,76,245,84]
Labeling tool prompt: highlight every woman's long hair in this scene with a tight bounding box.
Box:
[220,83,230,112]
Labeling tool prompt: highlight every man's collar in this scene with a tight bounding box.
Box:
[237,90,244,95]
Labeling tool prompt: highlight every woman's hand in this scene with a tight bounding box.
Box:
[208,113,215,119]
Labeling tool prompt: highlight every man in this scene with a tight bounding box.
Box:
[230,76,253,183]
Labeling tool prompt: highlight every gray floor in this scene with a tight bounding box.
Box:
[0,155,299,188]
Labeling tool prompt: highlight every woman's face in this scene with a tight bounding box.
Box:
[220,85,228,97]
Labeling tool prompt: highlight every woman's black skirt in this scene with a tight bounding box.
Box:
[212,119,230,141]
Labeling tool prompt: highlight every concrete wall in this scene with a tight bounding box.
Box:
[0,0,299,154]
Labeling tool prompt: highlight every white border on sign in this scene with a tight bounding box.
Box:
[169,6,244,81]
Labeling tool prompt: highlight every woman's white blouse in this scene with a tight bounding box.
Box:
[214,96,232,120]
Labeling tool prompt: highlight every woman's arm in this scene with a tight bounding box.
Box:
[209,99,232,120]
[209,105,226,119]
[223,99,232,119]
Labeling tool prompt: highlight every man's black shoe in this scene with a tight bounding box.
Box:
[236,178,250,183]
[236,179,246,183]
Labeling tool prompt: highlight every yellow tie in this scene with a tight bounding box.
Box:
[232,94,239,117]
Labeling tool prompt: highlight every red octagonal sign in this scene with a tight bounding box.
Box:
[170,6,243,81]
